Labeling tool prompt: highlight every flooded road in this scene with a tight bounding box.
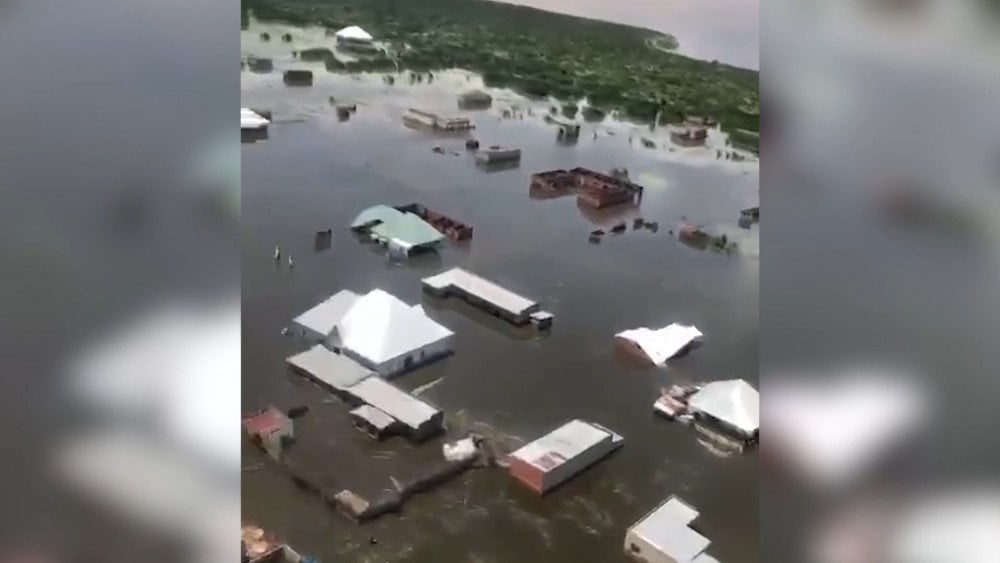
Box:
[242,21,758,563]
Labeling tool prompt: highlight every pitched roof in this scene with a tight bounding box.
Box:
[334,289,453,365]
[350,205,445,250]
[688,379,759,434]
[615,323,703,365]
[293,290,360,338]
[334,25,373,41]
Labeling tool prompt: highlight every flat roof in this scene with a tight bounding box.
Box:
[349,404,397,430]
[347,377,440,430]
[629,496,712,562]
[509,419,619,472]
[286,345,373,390]
[423,267,538,316]
[293,290,360,338]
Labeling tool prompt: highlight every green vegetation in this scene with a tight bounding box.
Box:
[242,0,758,135]
[561,103,578,119]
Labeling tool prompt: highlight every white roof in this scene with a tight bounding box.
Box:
[615,323,703,365]
[293,290,360,338]
[347,377,439,429]
[240,108,269,129]
[349,404,397,430]
[509,419,620,471]
[688,379,760,435]
[334,289,453,365]
[630,496,713,563]
[422,267,538,316]
[286,344,373,390]
[334,25,373,41]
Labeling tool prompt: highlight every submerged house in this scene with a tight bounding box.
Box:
[688,379,760,448]
[624,496,721,563]
[395,203,473,241]
[402,108,474,131]
[292,289,454,378]
[615,323,703,366]
[242,407,294,458]
[241,108,270,130]
[508,419,624,494]
[333,25,374,46]
[671,127,708,147]
[286,343,374,395]
[345,376,444,441]
[475,146,522,165]
[282,69,313,86]
[350,204,446,256]
[458,89,493,109]
[530,167,644,209]
[422,267,553,327]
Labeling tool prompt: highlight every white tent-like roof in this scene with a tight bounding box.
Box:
[333,289,453,365]
[334,25,373,42]
[615,323,703,365]
[240,108,269,130]
[688,379,759,435]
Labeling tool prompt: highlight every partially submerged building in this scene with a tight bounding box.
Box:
[688,379,759,449]
[334,25,374,46]
[552,116,581,139]
[458,89,493,109]
[350,204,446,256]
[624,496,721,563]
[475,146,522,164]
[246,56,273,73]
[671,127,709,147]
[241,108,270,130]
[615,323,703,366]
[530,167,644,209]
[243,407,294,458]
[422,267,553,327]
[402,108,474,131]
[349,404,400,440]
[395,203,473,241]
[286,344,374,395]
[346,377,444,441]
[508,419,623,494]
[292,289,454,378]
[282,69,313,86]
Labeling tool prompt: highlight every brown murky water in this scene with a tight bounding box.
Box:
[241,20,758,563]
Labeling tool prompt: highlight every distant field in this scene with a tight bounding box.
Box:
[242,0,759,141]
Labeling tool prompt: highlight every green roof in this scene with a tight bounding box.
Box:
[350,205,445,249]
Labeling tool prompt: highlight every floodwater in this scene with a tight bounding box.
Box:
[241,21,758,563]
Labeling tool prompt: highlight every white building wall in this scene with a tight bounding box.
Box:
[624,530,674,563]
[367,334,454,379]
[541,435,613,493]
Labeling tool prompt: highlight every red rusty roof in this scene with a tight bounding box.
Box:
[242,407,290,436]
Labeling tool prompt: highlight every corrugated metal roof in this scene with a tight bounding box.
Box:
[286,344,373,390]
[334,25,373,41]
[630,496,712,563]
[293,290,360,338]
[347,377,439,429]
[688,379,759,435]
[510,419,617,471]
[334,289,453,365]
[241,108,269,129]
[423,267,538,316]
[615,323,703,366]
[350,205,445,250]
[349,404,397,430]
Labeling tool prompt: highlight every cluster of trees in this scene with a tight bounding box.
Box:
[243,0,758,133]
